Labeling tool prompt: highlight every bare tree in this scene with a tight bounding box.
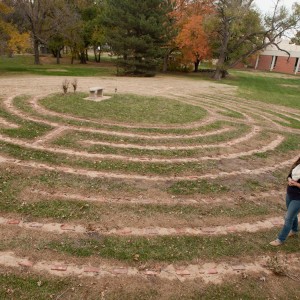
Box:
[209,0,300,79]
[15,0,70,64]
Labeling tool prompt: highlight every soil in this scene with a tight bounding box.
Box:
[0,74,300,294]
[0,74,235,99]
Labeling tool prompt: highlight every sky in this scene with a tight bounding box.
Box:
[254,0,299,14]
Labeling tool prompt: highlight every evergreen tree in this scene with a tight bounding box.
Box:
[104,0,173,76]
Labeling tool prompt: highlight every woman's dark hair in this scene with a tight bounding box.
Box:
[290,157,300,173]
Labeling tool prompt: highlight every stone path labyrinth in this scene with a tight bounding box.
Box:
[0,215,284,236]
[2,251,299,284]
[0,76,299,295]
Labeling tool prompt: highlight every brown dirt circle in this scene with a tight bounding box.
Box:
[0,75,236,98]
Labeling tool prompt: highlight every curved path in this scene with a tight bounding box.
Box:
[0,215,284,237]
[0,84,299,180]
[1,75,300,291]
[0,154,296,181]
[1,251,299,284]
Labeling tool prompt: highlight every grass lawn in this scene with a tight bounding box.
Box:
[224,70,300,109]
[1,272,299,300]
[2,55,300,112]
[1,228,299,263]
[41,93,207,124]
[1,57,300,299]
[0,55,115,77]
[175,67,300,110]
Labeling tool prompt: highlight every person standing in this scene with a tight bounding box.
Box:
[270,157,300,246]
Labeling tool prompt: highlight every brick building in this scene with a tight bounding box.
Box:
[253,40,300,75]
[234,40,300,75]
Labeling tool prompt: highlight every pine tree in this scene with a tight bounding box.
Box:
[104,0,173,76]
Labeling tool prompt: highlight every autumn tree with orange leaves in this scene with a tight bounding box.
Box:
[170,0,213,72]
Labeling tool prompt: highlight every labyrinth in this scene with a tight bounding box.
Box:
[0,76,300,298]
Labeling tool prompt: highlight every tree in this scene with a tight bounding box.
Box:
[174,0,213,72]
[47,1,83,64]
[62,0,105,64]
[0,2,29,56]
[14,0,69,64]
[208,0,300,80]
[104,0,174,76]
[291,31,300,45]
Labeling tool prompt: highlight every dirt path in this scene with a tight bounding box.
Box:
[0,75,236,99]
[0,215,284,236]
[1,75,300,292]
[0,154,296,181]
[28,188,285,205]
[1,251,299,284]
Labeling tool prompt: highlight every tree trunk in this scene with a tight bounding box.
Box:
[163,53,169,73]
[213,40,227,80]
[221,70,229,78]
[213,68,229,80]
[70,48,75,64]
[93,46,97,62]
[213,68,222,80]
[93,46,101,63]
[56,48,60,64]
[85,49,89,61]
[194,59,200,72]
[162,48,177,73]
[33,37,40,65]
[212,17,231,80]
[79,51,87,64]
[213,40,229,80]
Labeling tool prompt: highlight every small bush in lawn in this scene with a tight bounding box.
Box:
[62,79,69,94]
[71,79,78,93]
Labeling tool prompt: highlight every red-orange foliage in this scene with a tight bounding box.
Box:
[172,0,214,70]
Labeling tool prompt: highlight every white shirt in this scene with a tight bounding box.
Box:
[291,164,300,181]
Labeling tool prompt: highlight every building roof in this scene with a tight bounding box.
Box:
[262,39,300,57]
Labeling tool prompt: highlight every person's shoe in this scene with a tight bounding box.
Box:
[269,239,283,246]
[288,231,298,238]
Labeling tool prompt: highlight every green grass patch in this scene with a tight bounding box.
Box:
[0,122,52,140]
[0,170,282,223]
[0,97,53,139]
[225,71,300,109]
[0,169,138,211]
[249,133,300,160]
[248,106,300,129]
[181,279,300,300]
[0,273,71,300]
[217,108,244,119]
[53,126,249,159]
[262,133,300,154]
[41,229,299,262]
[40,93,207,125]
[168,179,229,195]
[1,196,280,222]
[0,55,115,77]
[51,121,243,147]
[0,141,218,176]
[14,95,239,135]
[274,114,300,129]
